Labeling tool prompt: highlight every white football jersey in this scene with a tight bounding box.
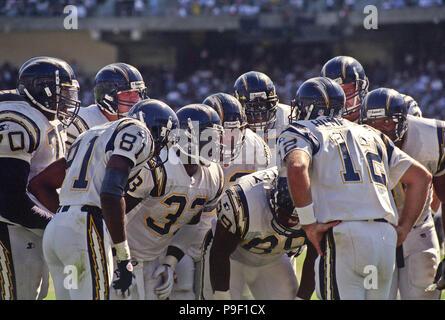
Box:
[59,118,154,208]
[217,168,307,267]
[125,148,224,261]
[0,99,65,180]
[65,104,108,150]
[277,117,414,224]
[392,115,445,226]
[221,128,271,187]
[254,103,291,167]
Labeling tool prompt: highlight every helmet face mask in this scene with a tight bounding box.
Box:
[222,121,246,163]
[243,96,278,130]
[57,80,81,127]
[321,56,369,122]
[176,104,224,167]
[115,89,144,116]
[234,71,279,131]
[202,92,248,163]
[341,81,368,121]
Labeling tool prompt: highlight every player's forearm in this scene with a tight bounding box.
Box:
[28,157,67,213]
[28,185,60,214]
[399,170,431,231]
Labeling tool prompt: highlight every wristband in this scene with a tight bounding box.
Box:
[213,290,231,300]
[162,255,179,270]
[114,240,131,261]
[294,203,316,225]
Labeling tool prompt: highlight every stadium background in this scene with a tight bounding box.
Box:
[1,0,444,300]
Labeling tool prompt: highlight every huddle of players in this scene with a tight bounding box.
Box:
[0,54,443,300]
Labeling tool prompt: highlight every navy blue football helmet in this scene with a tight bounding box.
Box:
[128,99,178,167]
[176,104,224,166]
[360,88,408,143]
[17,56,80,127]
[94,63,147,118]
[203,92,248,162]
[290,77,345,121]
[268,176,301,237]
[401,93,422,117]
[321,56,369,122]
[233,71,279,131]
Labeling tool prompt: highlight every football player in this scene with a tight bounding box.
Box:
[360,88,443,299]
[278,77,431,300]
[65,62,147,150]
[0,56,79,300]
[29,99,176,299]
[169,93,271,300]
[320,56,369,123]
[121,104,224,300]
[208,168,319,300]
[233,71,291,167]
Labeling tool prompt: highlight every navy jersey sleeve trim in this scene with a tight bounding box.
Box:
[284,123,320,155]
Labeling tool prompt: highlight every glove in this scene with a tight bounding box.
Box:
[152,264,175,300]
[112,260,134,298]
[425,258,445,292]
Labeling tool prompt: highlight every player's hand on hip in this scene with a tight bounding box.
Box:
[152,264,175,300]
[112,260,135,298]
[394,225,410,247]
[302,221,340,256]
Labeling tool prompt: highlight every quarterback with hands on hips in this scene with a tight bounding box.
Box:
[278,76,431,299]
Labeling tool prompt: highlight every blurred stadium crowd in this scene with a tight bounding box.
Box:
[1,45,444,119]
[0,0,443,17]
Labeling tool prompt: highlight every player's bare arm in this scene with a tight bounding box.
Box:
[209,220,241,298]
[285,149,340,256]
[0,158,54,229]
[100,154,134,245]
[28,157,67,213]
[432,174,445,236]
[396,160,432,246]
[430,187,441,213]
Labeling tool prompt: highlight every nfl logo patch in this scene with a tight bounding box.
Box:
[317,109,324,116]
[420,233,426,238]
